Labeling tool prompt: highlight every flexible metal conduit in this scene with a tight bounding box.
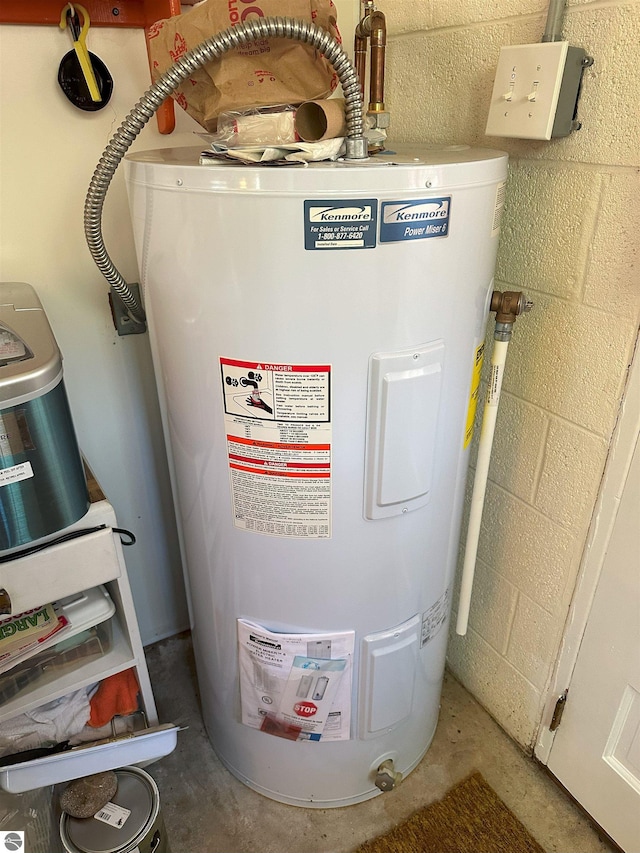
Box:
[84,16,367,324]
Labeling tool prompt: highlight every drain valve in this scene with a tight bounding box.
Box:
[375,759,403,792]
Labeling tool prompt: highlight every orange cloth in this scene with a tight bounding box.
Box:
[89,668,140,728]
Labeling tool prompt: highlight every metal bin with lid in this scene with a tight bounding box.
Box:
[0,282,89,550]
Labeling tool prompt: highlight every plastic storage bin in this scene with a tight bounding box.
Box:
[0,586,115,704]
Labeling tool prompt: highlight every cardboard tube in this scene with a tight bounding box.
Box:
[295,99,346,142]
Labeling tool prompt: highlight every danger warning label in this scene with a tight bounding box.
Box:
[220,358,332,539]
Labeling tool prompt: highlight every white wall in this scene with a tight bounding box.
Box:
[0,23,200,644]
[0,1,359,645]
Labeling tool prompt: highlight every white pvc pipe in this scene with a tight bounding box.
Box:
[456,337,510,636]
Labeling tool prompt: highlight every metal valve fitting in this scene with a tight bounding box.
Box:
[490,290,533,324]
[490,290,533,341]
[374,759,403,792]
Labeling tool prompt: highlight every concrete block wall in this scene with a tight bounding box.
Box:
[376,0,640,749]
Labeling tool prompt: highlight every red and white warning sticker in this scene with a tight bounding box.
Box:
[220,358,332,539]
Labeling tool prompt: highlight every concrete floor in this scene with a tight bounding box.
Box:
[146,632,617,853]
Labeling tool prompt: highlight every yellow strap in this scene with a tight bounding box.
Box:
[59,3,102,102]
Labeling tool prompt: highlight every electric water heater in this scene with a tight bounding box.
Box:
[125,144,508,806]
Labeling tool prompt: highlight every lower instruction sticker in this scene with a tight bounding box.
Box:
[238,619,354,741]
[492,180,507,236]
[421,588,450,647]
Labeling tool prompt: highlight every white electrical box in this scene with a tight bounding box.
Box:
[486,41,588,140]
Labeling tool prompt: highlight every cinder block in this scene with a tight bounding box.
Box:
[452,557,519,654]
[486,6,640,167]
[476,482,580,614]
[496,164,600,298]
[535,418,609,530]
[383,24,510,146]
[447,624,543,749]
[466,378,547,506]
[430,0,547,30]
[584,172,640,320]
[376,0,431,35]
[506,594,561,691]
[385,6,639,168]
[548,5,639,168]
[502,291,637,436]
[489,391,548,503]
[378,0,639,752]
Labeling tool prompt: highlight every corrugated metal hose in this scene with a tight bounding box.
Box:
[84,16,367,325]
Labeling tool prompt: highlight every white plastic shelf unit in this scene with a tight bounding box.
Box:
[0,467,177,793]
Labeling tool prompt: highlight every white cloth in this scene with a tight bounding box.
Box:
[0,687,91,757]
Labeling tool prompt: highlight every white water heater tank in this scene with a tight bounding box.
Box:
[125,144,508,807]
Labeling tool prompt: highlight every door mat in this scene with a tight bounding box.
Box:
[355,772,545,853]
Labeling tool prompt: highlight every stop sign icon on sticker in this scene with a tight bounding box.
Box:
[294,701,318,718]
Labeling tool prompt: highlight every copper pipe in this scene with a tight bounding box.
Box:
[368,10,386,110]
[354,33,367,99]
[354,6,386,111]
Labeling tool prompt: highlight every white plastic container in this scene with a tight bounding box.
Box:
[125,144,508,806]
[0,586,116,704]
[0,725,179,794]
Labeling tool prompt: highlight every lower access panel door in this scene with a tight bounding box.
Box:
[364,341,444,519]
[359,614,421,739]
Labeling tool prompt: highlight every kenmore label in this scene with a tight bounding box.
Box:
[380,197,451,243]
[304,200,378,249]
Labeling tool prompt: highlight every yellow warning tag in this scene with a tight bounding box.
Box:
[463,342,485,449]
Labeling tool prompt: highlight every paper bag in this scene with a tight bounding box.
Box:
[148,0,341,131]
